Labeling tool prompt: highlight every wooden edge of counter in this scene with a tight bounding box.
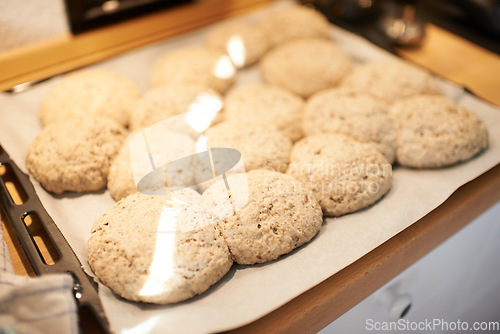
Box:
[0,0,273,92]
[396,24,500,107]
[229,163,500,334]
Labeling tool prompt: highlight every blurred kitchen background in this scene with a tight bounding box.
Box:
[1,0,499,53]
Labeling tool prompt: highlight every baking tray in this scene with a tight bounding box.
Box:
[0,145,109,333]
[1,2,500,333]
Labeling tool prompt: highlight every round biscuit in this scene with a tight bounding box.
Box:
[150,47,236,94]
[258,5,330,47]
[26,115,126,194]
[193,121,292,192]
[341,59,440,105]
[39,69,140,127]
[223,84,305,142]
[202,169,323,264]
[287,133,392,216]
[390,95,488,168]
[204,121,292,172]
[303,88,397,163]
[260,38,353,98]
[88,191,232,304]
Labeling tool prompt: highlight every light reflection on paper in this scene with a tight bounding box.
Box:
[121,315,161,334]
[138,200,184,297]
[226,35,246,68]
[213,55,236,80]
[184,92,223,134]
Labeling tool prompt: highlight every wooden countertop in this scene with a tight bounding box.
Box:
[1,1,500,333]
[396,24,500,107]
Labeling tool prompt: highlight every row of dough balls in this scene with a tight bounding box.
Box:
[87,86,489,305]
[26,75,488,197]
[87,5,489,306]
[26,5,489,305]
[37,5,333,129]
[87,94,487,306]
[31,5,335,305]
[28,88,488,307]
[88,170,323,304]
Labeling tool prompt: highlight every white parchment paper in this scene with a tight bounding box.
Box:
[1,3,499,333]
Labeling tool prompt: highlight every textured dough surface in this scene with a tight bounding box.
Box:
[341,59,440,105]
[26,115,126,194]
[258,5,330,47]
[202,170,323,264]
[223,84,305,142]
[287,134,392,216]
[150,47,236,94]
[39,69,140,127]
[204,121,292,172]
[303,88,397,163]
[88,190,233,304]
[390,95,489,168]
[260,38,353,98]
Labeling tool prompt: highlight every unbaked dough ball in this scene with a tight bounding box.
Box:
[287,133,392,216]
[26,115,126,194]
[88,191,232,304]
[260,38,352,98]
[150,47,236,94]
[39,69,140,127]
[202,169,323,264]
